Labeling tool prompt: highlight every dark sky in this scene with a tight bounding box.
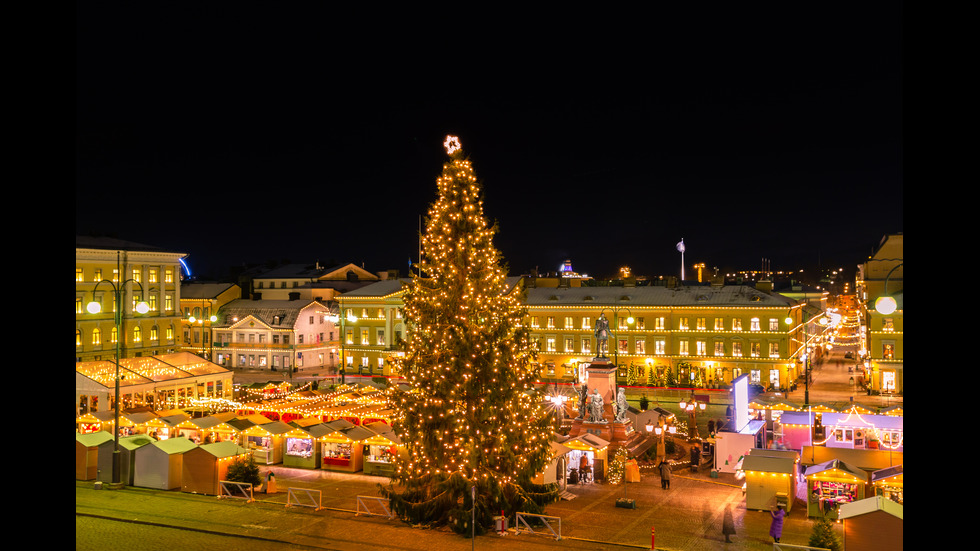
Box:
[76,6,903,281]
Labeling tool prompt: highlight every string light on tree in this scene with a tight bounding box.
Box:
[379,135,557,536]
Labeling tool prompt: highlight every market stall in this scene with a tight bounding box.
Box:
[871,464,903,504]
[318,420,366,473]
[532,440,573,489]
[180,441,248,496]
[559,433,609,483]
[133,436,198,490]
[741,449,799,512]
[241,420,293,465]
[361,422,402,477]
[774,411,817,451]
[713,418,766,474]
[76,431,113,480]
[838,496,904,550]
[97,434,154,486]
[282,422,336,469]
[818,409,903,452]
[804,458,867,519]
[76,413,103,434]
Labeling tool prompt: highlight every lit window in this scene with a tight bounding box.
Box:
[750,342,761,357]
[679,318,689,330]
[165,268,173,283]
[581,338,591,355]
[714,318,725,331]
[696,340,707,355]
[546,337,556,352]
[635,339,645,354]
[696,318,706,331]
[750,318,761,331]
[732,318,742,331]
[581,317,591,330]
[654,339,666,355]
[565,317,574,329]
[769,342,780,357]
[732,342,742,357]
[654,317,665,330]
[76,268,83,282]
[133,326,142,343]
[714,341,725,356]
[565,337,574,353]
[92,328,101,346]
[547,317,555,329]
[679,340,689,356]
[769,318,779,331]
[148,269,158,283]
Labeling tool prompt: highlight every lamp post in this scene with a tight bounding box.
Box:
[86,251,150,488]
[187,304,217,361]
[678,392,707,441]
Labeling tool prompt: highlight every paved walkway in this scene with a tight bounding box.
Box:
[76,465,837,550]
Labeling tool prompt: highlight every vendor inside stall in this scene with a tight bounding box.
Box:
[804,459,867,519]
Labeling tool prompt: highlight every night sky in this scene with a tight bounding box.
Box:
[76,6,903,281]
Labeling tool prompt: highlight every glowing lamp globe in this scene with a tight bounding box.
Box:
[86,301,102,314]
[875,296,898,315]
[135,301,150,314]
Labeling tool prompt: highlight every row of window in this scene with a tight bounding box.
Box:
[536,335,781,358]
[529,315,784,332]
[76,267,177,284]
[76,325,176,346]
[77,294,175,314]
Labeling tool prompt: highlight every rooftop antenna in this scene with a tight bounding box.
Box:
[676,238,686,280]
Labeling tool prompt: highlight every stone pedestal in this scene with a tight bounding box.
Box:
[568,357,634,443]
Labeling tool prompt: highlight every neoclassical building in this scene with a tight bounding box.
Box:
[75,237,187,362]
[524,278,821,391]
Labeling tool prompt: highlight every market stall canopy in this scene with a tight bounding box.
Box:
[838,495,903,521]
[339,425,376,442]
[879,405,904,417]
[157,413,191,428]
[804,459,866,483]
[91,410,159,427]
[244,420,293,436]
[364,422,402,445]
[199,441,247,459]
[742,454,795,475]
[560,433,610,452]
[152,436,198,455]
[288,423,338,439]
[871,464,903,487]
[76,431,114,448]
[188,412,238,431]
[226,414,276,432]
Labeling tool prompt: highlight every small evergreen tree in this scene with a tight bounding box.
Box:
[808,517,842,551]
[226,454,262,488]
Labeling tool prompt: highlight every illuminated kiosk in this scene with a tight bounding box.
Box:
[713,374,766,474]
[568,358,637,450]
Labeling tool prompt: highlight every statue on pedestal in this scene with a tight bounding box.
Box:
[614,387,629,422]
[594,313,612,358]
[577,383,589,419]
[588,388,606,423]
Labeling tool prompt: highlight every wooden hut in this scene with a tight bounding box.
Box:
[133,436,198,490]
[282,423,336,469]
[804,458,867,519]
[741,449,799,512]
[839,496,903,551]
[180,441,248,495]
[96,434,154,485]
[362,422,403,477]
[241,420,292,465]
[76,431,113,480]
[871,464,903,504]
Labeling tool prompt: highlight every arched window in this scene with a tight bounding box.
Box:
[92,327,102,346]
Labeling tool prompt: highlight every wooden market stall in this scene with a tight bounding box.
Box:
[804,458,867,519]
[741,448,800,512]
[180,441,248,496]
[839,495,904,551]
[713,418,766,474]
[282,422,336,469]
[97,434,155,486]
[559,433,609,483]
[871,464,903,504]
[818,409,903,452]
[76,431,113,480]
[318,420,365,473]
[133,436,198,490]
[532,440,573,490]
[241,420,293,465]
[361,422,402,477]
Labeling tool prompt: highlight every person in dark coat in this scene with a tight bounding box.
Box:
[722,504,736,543]
[658,460,672,489]
[769,504,786,543]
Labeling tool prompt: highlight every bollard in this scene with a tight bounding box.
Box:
[651,526,655,550]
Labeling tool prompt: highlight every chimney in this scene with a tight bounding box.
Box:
[756,279,773,294]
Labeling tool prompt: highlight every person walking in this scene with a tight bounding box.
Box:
[722,504,736,543]
[769,504,786,543]
[659,460,671,489]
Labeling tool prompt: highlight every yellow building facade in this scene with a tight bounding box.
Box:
[524,282,808,391]
[857,234,903,394]
[76,237,187,362]
[336,279,411,379]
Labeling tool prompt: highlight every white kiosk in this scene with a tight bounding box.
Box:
[713,374,766,474]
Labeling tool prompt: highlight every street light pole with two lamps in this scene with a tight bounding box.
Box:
[85,251,150,488]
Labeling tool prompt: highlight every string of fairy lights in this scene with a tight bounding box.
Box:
[385,136,553,488]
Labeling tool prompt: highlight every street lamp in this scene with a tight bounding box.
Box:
[874,262,903,315]
[85,251,150,488]
[187,308,217,361]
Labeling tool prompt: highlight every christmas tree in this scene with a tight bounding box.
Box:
[379,136,557,535]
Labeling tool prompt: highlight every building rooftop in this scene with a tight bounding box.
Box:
[524,284,796,308]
